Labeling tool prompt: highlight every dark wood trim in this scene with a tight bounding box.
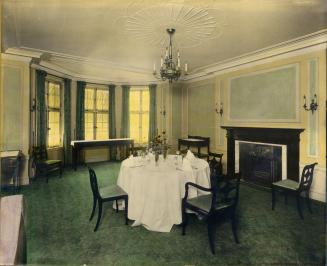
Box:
[221,127,304,181]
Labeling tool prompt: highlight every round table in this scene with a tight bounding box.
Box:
[117,154,210,232]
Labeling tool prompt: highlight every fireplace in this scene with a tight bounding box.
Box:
[237,141,282,187]
[221,127,304,183]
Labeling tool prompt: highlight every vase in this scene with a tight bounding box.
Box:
[163,148,167,160]
[155,152,159,166]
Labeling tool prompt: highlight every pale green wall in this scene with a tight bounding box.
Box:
[1,55,31,185]
[2,66,22,150]
[308,59,318,156]
[229,65,298,121]
[187,82,216,147]
[171,84,182,140]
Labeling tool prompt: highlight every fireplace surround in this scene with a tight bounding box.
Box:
[221,127,304,182]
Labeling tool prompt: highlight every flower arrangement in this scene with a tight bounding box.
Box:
[149,131,170,161]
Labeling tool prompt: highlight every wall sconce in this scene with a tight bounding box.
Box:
[30,98,36,112]
[215,102,223,116]
[303,94,318,114]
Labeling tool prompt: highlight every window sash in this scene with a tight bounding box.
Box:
[129,88,149,144]
[46,81,62,147]
[84,87,109,140]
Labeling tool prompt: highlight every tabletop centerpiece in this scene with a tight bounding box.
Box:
[149,131,170,164]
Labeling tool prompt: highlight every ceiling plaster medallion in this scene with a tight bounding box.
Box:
[119,3,226,48]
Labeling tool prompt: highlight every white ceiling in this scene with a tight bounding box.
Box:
[2,0,327,83]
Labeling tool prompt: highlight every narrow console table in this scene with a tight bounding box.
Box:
[71,138,134,170]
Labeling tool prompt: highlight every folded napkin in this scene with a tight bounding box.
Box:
[185,150,197,166]
[176,158,192,172]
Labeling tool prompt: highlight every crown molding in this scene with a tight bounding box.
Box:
[5,47,44,59]
[183,29,327,82]
[31,62,74,80]
[1,53,32,63]
[32,61,161,86]
[19,46,151,75]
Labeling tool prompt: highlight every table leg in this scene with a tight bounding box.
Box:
[73,147,77,171]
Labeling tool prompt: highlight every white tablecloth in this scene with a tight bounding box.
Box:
[116,155,210,232]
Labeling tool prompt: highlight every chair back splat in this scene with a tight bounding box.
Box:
[208,153,223,175]
[299,163,317,191]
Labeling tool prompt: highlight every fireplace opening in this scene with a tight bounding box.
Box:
[239,142,282,187]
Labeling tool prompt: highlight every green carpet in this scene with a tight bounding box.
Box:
[13,162,325,265]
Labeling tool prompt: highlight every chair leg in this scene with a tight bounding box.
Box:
[46,169,49,183]
[115,200,119,213]
[272,186,276,210]
[89,196,97,221]
[296,194,304,219]
[124,197,128,225]
[306,191,313,214]
[94,200,103,232]
[59,165,63,178]
[231,212,239,244]
[207,217,216,255]
[284,193,288,205]
[181,201,188,235]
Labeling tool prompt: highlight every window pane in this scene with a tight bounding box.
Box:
[96,89,109,111]
[130,113,140,143]
[141,112,149,144]
[85,112,94,140]
[48,111,60,147]
[129,91,140,112]
[85,88,94,110]
[142,90,150,112]
[96,113,109,140]
[48,82,60,109]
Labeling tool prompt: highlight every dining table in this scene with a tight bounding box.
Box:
[116,154,210,232]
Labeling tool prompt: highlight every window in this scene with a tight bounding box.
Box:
[46,81,62,147]
[84,87,109,140]
[129,87,149,145]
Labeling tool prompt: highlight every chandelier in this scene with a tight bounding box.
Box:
[153,28,188,83]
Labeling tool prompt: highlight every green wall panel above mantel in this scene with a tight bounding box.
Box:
[228,64,299,122]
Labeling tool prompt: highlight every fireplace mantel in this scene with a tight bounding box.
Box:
[221,126,304,181]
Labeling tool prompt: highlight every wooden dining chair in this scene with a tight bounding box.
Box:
[88,167,128,232]
[181,172,241,254]
[31,146,63,183]
[208,153,223,176]
[272,162,317,219]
